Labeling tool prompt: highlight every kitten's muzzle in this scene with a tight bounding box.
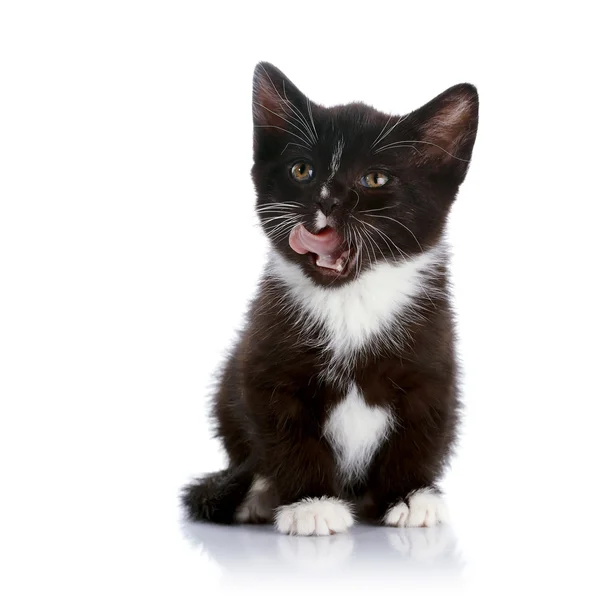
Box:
[289,223,355,275]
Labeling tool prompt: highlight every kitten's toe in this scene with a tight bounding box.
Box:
[384,501,410,527]
[275,497,354,536]
[384,489,448,528]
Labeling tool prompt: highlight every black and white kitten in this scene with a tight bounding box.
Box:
[183,62,478,535]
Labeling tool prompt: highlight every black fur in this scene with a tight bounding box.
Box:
[182,462,254,524]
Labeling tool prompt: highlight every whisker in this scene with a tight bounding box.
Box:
[364,214,422,252]
[271,222,300,244]
[352,218,380,269]
[254,125,315,147]
[348,222,360,280]
[355,235,363,280]
[254,102,313,146]
[281,142,311,155]
[362,227,377,270]
[351,188,360,211]
[375,140,468,162]
[266,215,301,234]
[282,81,317,145]
[260,214,300,226]
[362,223,390,265]
[268,221,301,244]
[255,208,302,217]
[306,98,319,141]
[365,224,395,263]
[373,143,422,156]
[358,205,398,214]
[258,64,316,145]
[354,216,406,262]
[371,114,410,150]
[256,203,303,212]
[370,115,392,149]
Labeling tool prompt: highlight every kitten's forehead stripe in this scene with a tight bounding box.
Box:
[328,138,345,181]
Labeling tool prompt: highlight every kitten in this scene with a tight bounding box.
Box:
[182,62,478,535]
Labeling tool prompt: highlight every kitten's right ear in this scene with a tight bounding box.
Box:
[252,62,308,130]
[407,83,479,181]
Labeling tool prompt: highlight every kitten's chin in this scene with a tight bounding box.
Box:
[307,248,358,279]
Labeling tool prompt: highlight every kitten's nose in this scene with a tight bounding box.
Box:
[316,196,340,217]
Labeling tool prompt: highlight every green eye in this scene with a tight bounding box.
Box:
[290,162,314,182]
[360,172,389,188]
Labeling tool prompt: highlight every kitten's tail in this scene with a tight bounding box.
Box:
[181,461,254,524]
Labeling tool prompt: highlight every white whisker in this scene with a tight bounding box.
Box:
[254,102,313,146]
[364,214,422,252]
[254,124,315,147]
[258,64,316,145]
[371,115,410,150]
[370,115,392,149]
[306,98,319,141]
[359,205,398,214]
[375,140,468,161]
[373,143,422,156]
[281,142,311,155]
[281,81,317,145]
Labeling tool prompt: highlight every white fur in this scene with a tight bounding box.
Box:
[275,497,354,536]
[320,185,330,199]
[324,383,393,483]
[235,476,273,523]
[315,209,327,230]
[268,245,444,383]
[384,488,449,527]
[328,137,344,180]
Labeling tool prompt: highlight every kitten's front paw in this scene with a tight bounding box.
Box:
[275,497,354,536]
[384,488,449,527]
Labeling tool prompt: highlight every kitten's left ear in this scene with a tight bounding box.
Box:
[409,83,479,179]
[252,62,310,131]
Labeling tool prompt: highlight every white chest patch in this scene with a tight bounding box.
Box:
[324,383,393,484]
[268,244,444,383]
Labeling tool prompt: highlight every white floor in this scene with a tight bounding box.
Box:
[3,459,596,599]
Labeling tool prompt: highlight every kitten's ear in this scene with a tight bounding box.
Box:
[409,83,479,178]
[252,62,308,130]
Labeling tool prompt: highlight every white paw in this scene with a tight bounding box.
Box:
[384,488,449,527]
[275,497,354,536]
[235,476,274,524]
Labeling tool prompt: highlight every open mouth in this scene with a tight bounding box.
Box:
[289,224,356,278]
[308,246,357,276]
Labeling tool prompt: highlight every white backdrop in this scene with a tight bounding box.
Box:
[1,1,599,598]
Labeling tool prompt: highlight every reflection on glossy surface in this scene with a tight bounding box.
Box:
[181,520,463,587]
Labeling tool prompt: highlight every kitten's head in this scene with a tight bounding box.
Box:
[251,62,478,287]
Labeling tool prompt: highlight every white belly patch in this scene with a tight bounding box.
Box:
[324,383,393,484]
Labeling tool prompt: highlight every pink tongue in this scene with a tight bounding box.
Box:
[289,224,345,270]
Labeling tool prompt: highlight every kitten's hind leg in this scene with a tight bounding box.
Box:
[235,476,277,524]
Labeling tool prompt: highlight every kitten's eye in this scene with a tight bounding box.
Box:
[290,162,314,182]
[359,172,389,188]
